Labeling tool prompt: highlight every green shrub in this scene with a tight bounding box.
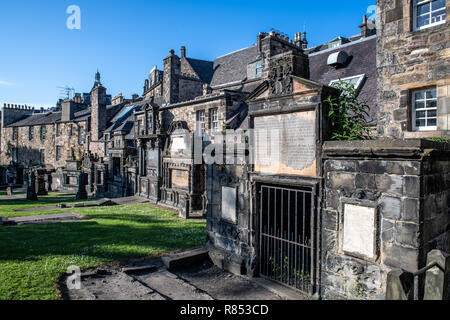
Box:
[324,80,371,141]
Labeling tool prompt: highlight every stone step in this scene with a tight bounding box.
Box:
[161,247,209,270]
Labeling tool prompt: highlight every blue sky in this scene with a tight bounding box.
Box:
[0,0,376,108]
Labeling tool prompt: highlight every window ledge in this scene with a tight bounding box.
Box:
[404,130,445,139]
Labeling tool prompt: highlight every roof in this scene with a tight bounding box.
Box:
[7,112,61,127]
[210,45,260,87]
[308,35,377,123]
[185,58,214,83]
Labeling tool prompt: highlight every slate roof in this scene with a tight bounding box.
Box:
[7,112,61,127]
[210,45,260,87]
[308,35,377,123]
[186,58,214,83]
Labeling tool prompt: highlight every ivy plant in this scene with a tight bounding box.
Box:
[324,80,371,141]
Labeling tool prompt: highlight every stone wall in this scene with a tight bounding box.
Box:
[206,162,253,276]
[377,0,450,138]
[321,140,450,299]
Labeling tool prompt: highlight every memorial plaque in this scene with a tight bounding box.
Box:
[342,204,377,259]
[147,148,158,167]
[171,170,189,189]
[221,186,237,224]
[254,111,316,176]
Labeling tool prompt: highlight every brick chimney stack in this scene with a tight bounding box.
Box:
[359,15,375,37]
[181,46,186,58]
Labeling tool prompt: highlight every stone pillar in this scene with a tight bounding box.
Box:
[424,250,450,300]
[76,171,88,200]
[26,171,38,201]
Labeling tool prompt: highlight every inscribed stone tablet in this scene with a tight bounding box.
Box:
[343,204,376,259]
[222,187,237,224]
[254,110,316,176]
[171,170,189,189]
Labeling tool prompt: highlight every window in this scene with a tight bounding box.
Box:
[29,126,34,141]
[56,146,62,161]
[12,127,18,141]
[40,126,47,141]
[78,126,84,145]
[328,40,342,49]
[255,61,263,77]
[56,123,61,137]
[196,110,206,136]
[329,74,366,92]
[412,88,437,131]
[414,0,446,30]
[12,148,18,162]
[210,108,219,132]
[40,149,45,164]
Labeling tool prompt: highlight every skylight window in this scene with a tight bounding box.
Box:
[329,74,366,91]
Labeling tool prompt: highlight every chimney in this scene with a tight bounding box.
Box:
[162,49,180,105]
[181,46,186,58]
[359,15,374,37]
[91,83,107,140]
[132,94,139,101]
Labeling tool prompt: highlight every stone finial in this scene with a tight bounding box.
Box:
[170,49,175,55]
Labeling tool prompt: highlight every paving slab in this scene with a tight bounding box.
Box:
[62,255,291,301]
[6,212,90,225]
[162,247,209,270]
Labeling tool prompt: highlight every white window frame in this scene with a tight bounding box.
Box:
[329,74,366,92]
[412,88,438,131]
[210,108,219,132]
[255,61,263,77]
[413,0,447,31]
[196,110,206,136]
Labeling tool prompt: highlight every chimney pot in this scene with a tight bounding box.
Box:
[181,46,186,58]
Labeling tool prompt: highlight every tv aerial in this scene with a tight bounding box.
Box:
[57,86,75,100]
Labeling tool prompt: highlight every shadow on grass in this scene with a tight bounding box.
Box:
[0,220,206,263]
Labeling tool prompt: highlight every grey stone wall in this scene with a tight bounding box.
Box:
[206,162,254,277]
[321,140,450,299]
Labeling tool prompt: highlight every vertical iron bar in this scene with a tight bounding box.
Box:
[259,186,263,277]
[287,191,290,285]
[295,191,298,288]
[302,192,306,291]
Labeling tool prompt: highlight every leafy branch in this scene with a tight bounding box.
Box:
[324,80,371,141]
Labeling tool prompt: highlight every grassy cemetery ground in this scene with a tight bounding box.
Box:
[0,199,206,300]
[0,192,97,218]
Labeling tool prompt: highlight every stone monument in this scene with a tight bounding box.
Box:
[76,171,88,200]
[26,171,38,201]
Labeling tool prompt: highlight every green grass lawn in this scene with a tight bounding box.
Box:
[0,204,206,300]
[0,192,96,218]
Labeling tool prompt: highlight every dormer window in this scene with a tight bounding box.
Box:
[414,0,446,30]
[328,40,342,49]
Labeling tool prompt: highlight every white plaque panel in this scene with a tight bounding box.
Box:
[343,204,376,259]
[222,186,237,224]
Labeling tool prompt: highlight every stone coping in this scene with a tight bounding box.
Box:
[323,139,450,158]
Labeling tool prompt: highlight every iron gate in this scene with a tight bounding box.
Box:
[259,184,315,294]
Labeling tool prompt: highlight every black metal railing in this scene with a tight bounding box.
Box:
[259,185,314,294]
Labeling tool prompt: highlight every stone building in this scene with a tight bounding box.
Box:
[377,0,450,138]
[1,1,449,300]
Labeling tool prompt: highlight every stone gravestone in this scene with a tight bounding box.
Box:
[36,169,48,196]
[76,172,88,200]
[6,185,13,196]
[26,171,38,201]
